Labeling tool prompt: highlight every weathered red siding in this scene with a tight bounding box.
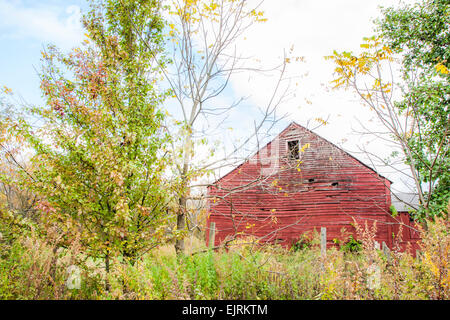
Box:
[206,122,416,251]
[386,212,421,253]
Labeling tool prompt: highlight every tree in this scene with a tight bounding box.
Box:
[5,0,171,278]
[1,86,39,220]
[376,0,449,220]
[158,0,299,254]
[326,0,449,221]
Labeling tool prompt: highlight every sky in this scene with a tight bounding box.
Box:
[0,0,87,111]
[0,0,418,193]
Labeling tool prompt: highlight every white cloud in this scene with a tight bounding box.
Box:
[0,0,83,49]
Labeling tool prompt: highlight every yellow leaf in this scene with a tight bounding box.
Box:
[2,86,12,94]
[435,62,449,75]
[300,143,310,152]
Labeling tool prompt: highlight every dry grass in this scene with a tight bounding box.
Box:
[1,211,448,300]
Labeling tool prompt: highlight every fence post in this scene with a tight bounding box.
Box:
[382,241,391,262]
[374,241,380,250]
[367,263,381,290]
[321,227,327,258]
[209,222,216,249]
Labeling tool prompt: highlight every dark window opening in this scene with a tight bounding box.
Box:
[288,140,300,160]
[308,178,315,183]
[331,182,339,187]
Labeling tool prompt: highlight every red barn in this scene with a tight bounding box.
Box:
[390,193,421,252]
[206,122,419,252]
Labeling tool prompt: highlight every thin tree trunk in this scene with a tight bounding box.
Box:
[175,134,191,256]
[175,163,188,255]
[175,195,187,255]
[105,253,111,292]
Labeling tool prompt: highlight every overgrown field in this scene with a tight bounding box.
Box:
[0,216,448,300]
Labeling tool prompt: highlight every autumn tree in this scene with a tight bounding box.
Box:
[5,0,172,277]
[376,0,449,219]
[326,0,449,221]
[0,89,38,222]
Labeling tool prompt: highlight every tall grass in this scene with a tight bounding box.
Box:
[0,217,448,300]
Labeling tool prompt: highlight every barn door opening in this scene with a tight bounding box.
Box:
[287,140,300,160]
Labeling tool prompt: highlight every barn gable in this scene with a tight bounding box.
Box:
[207,122,400,250]
[213,122,390,187]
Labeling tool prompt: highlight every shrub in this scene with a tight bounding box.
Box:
[341,235,363,253]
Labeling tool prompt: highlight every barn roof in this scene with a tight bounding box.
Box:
[210,121,392,185]
[391,192,420,212]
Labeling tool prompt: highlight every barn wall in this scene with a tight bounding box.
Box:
[385,212,421,254]
[207,123,398,249]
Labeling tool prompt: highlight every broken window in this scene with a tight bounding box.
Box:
[288,140,300,160]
